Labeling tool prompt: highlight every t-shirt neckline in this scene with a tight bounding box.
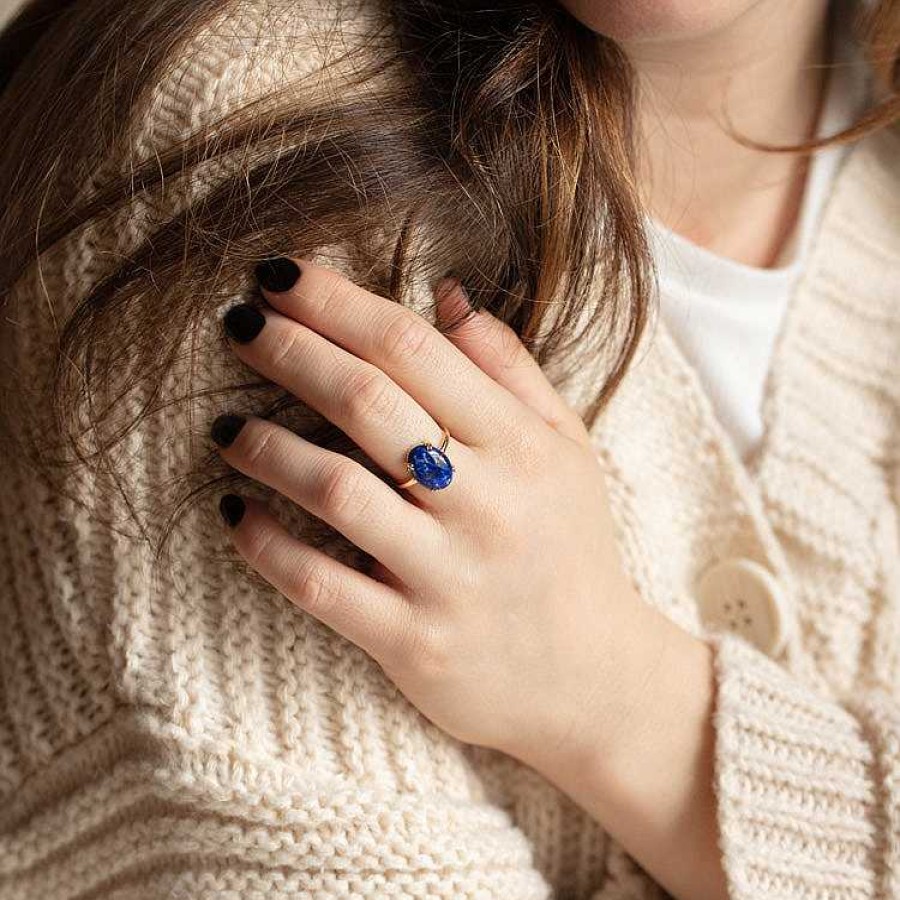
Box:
[644,18,871,306]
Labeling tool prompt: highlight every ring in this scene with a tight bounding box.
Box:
[396,424,454,491]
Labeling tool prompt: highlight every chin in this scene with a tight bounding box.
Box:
[555,0,768,43]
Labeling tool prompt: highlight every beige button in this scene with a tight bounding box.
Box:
[695,558,788,656]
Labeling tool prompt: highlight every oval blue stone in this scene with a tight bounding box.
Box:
[407,443,454,490]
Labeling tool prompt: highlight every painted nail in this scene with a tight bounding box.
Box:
[210,413,247,448]
[224,303,266,343]
[219,493,246,527]
[255,257,301,293]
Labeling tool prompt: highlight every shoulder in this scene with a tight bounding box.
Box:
[134,0,393,156]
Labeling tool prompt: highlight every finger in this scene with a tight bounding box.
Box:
[434,276,587,442]
[254,257,532,448]
[223,305,481,503]
[212,413,443,585]
[220,494,416,665]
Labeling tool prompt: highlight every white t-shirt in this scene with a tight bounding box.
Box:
[647,24,871,463]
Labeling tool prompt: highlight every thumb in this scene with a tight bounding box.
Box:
[433,275,584,439]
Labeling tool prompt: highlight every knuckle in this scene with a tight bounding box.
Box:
[242,423,281,470]
[292,557,337,617]
[380,312,434,364]
[241,523,279,569]
[341,367,399,422]
[315,459,368,521]
[315,269,349,314]
[268,325,303,370]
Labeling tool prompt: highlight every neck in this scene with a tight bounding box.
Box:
[623,0,832,267]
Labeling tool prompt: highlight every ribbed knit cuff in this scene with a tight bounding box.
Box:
[708,631,894,899]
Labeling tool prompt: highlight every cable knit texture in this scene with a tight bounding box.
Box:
[1,1,899,897]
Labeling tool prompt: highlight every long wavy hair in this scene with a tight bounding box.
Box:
[0,0,898,559]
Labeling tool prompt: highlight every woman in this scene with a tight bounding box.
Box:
[0,0,897,897]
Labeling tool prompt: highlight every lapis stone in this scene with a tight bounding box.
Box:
[407,443,454,490]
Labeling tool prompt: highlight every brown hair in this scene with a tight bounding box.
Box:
[0,0,898,558]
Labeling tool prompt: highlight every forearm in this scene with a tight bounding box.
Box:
[519,592,730,900]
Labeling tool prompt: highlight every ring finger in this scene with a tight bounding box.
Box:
[211,412,445,585]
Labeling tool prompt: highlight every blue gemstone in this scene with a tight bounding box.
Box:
[407,443,454,490]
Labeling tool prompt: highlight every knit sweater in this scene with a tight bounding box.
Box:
[1,2,899,898]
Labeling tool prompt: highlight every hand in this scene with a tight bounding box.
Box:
[211,256,670,774]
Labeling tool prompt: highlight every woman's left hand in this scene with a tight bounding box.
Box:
[211,256,674,776]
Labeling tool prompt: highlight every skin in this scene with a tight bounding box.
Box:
[216,262,725,900]
[561,0,832,266]
[214,2,833,898]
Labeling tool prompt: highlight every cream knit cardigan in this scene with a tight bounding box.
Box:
[1,2,900,898]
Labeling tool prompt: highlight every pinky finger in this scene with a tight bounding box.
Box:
[219,493,413,665]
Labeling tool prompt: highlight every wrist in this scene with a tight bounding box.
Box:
[511,579,671,781]
[597,614,715,793]
[527,603,725,900]
[515,591,714,822]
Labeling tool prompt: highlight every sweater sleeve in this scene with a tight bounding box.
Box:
[708,629,900,899]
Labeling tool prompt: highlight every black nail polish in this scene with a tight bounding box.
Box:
[255,257,300,293]
[224,304,266,343]
[219,493,245,527]
[210,413,246,448]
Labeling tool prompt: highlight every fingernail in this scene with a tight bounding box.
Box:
[219,493,245,527]
[224,303,266,343]
[255,257,301,292]
[210,413,246,448]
